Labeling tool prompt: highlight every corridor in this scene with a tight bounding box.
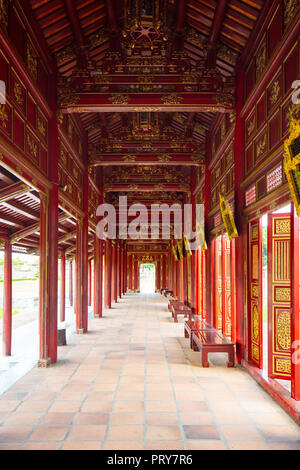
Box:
[0,294,299,451]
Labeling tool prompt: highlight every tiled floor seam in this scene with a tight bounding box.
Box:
[101,298,135,450]
[157,299,188,450]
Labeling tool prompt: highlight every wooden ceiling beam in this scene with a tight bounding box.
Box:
[0,182,31,203]
[208,0,228,45]
[58,230,76,244]
[64,0,88,66]
[0,214,25,229]
[1,201,40,221]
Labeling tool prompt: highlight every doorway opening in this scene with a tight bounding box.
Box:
[139,263,156,293]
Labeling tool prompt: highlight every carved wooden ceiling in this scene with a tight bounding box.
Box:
[18,0,265,248]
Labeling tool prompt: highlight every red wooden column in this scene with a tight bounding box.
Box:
[69,259,73,307]
[75,167,89,334]
[233,64,246,364]
[112,242,118,302]
[123,244,127,294]
[291,204,300,400]
[88,258,92,307]
[39,189,58,367]
[116,241,120,299]
[2,239,12,356]
[118,241,122,298]
[105,239,112,308]
[75,216,89,332]
[60,251,66,322]
[75,218,84,332]
[38,84,59,366]
[94,234,103,318]
[190,171,196,312]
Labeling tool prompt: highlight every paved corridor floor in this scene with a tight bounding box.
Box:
[0,294,300,450]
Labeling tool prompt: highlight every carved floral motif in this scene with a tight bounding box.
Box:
[109,94,130,105]
[0,104,8,128]
[161,93,183,105]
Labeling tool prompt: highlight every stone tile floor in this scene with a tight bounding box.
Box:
[0,293,299,450]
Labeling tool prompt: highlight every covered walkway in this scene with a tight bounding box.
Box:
[0,294,299,451]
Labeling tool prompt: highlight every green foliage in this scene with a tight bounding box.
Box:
[262,225,268,267]
[0,308,19,319]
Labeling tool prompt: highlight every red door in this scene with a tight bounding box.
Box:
[248,219,263,368]
[268,214,292,380]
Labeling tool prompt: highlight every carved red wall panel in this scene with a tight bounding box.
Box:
[268,214,292,380]
[248,219,263,368]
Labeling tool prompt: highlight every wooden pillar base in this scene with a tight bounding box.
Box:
[77,328,85,335]
[37,358,51,368]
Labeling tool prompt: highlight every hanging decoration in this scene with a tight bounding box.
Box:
[196,221,207,251]
[122,0,168,50]
[219,193,238,240]
[171,240,178,261]
[183,233,192,256]
[176,239,183,260]
[283,107,300,216]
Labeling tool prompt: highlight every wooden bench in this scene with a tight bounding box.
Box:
[168,299,184,311]
[164,289,173,297]
[171,304,193,323]
[184,319,212,349]
[191,329,235,368]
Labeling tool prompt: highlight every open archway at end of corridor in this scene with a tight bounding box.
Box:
[139,263,156,294]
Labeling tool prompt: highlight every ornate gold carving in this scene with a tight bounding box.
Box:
[275,287,291,301]
[185,27,205,47]
[251,284,259,298]
[256,40,266,80]
[0,0,9,30]
[270,80,280,105]
[122,155,136,162]
[109,94,130,105]
[276,358,291,374]
[14,82,23,107]
[37,118,46,137]
[252,304,259,341]
[252,344,259,362]
[275,219,290,233]
[27,134,38,158]
[56,111,63,125]
[229,110,236,124]
[214,93,235,108]
[251,224,259,241]
[217,43,238,66]
[57,89,79,107]
[277,311,291,350]
[134,107,160,112]
[27,44,38,82]
[221,119,226,140]
[190,154,204,163]
[0,104,8,128]
[161,93,183,105]
[55,45,76,64]
[284,0,300,27]
[247,119,255,136]
[256,135,266,158]
[60,149,67,166]
[157,154,172,163]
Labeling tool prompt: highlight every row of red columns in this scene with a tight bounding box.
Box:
[104,239,127,309]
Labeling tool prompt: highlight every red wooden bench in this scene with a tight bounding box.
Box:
[171,304,193,323]
[168,300,184,311]
[191,329,235,368]
[184,319,212,349]
[164,289,173,297]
